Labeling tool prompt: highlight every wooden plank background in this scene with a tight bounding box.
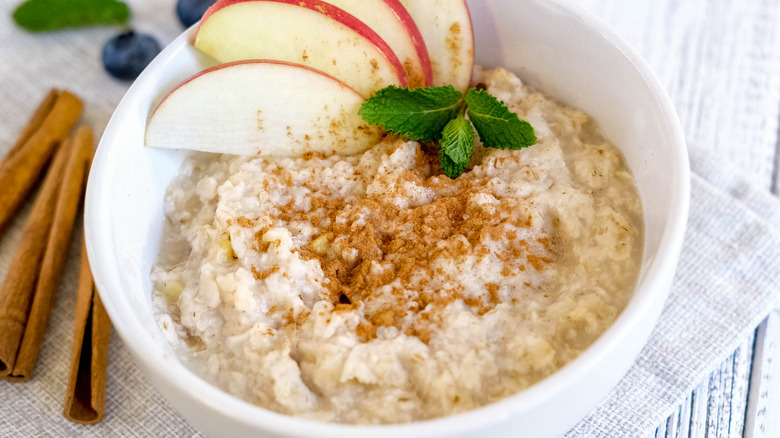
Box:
[577,1,780,437]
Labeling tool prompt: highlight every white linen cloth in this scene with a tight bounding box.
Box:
[565,147,780,437]
[0,1,778,437]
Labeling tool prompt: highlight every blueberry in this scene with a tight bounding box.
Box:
[177,0,219,28]
[102,31,162,81]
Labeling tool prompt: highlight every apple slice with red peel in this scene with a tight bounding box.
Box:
[145,60,382,157]
[397,0,474,93]
[324,0,432,88]
[194,0,407,97]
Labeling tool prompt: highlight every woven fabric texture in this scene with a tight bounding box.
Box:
[0,1,778,437]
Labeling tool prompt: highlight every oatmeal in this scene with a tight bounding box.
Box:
[152,67,643,424]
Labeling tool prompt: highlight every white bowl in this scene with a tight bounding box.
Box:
[85,0,689,436]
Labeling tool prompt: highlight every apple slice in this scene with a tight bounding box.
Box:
[195,0,407,97]
[145,60,382,157]
[324,0,432,87]
[397,0,474,93]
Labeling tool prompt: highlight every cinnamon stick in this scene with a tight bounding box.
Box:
[4,89,59,162]
[0,90,82,235]
[63,241,111,424]
[8,126,94,381]
[0,136,72,377]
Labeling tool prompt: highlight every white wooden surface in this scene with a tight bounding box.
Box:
[577,1,780,437]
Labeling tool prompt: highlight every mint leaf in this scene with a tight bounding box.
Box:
[465,88,536,149]
[439,148,467,179]
[358,85,463,141]
[359,84,538,179]
[440,112,474,168]
[438,113,474,179]
[13,0,130,32]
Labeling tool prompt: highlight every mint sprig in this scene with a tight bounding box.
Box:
[439,110,474,173]
[357,85,463,142]
[359,85,536,178]
[466,88,536,149]
[13,0,130,32]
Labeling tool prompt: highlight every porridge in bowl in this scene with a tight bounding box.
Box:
[151,67,643,424]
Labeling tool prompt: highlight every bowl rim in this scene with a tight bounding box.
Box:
[85,0,690,436]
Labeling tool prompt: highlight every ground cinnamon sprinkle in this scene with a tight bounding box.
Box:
[236,216,254,228]
[251,264,279,281]
[254,227,273,253]
[248,140,558,344]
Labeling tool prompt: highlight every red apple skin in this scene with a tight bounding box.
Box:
[147,59,381,156]
[397,0,474,92]
[461,0,475,89]
[152,59,362,114]
[382,0,433,87]
[198,0,408,88]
